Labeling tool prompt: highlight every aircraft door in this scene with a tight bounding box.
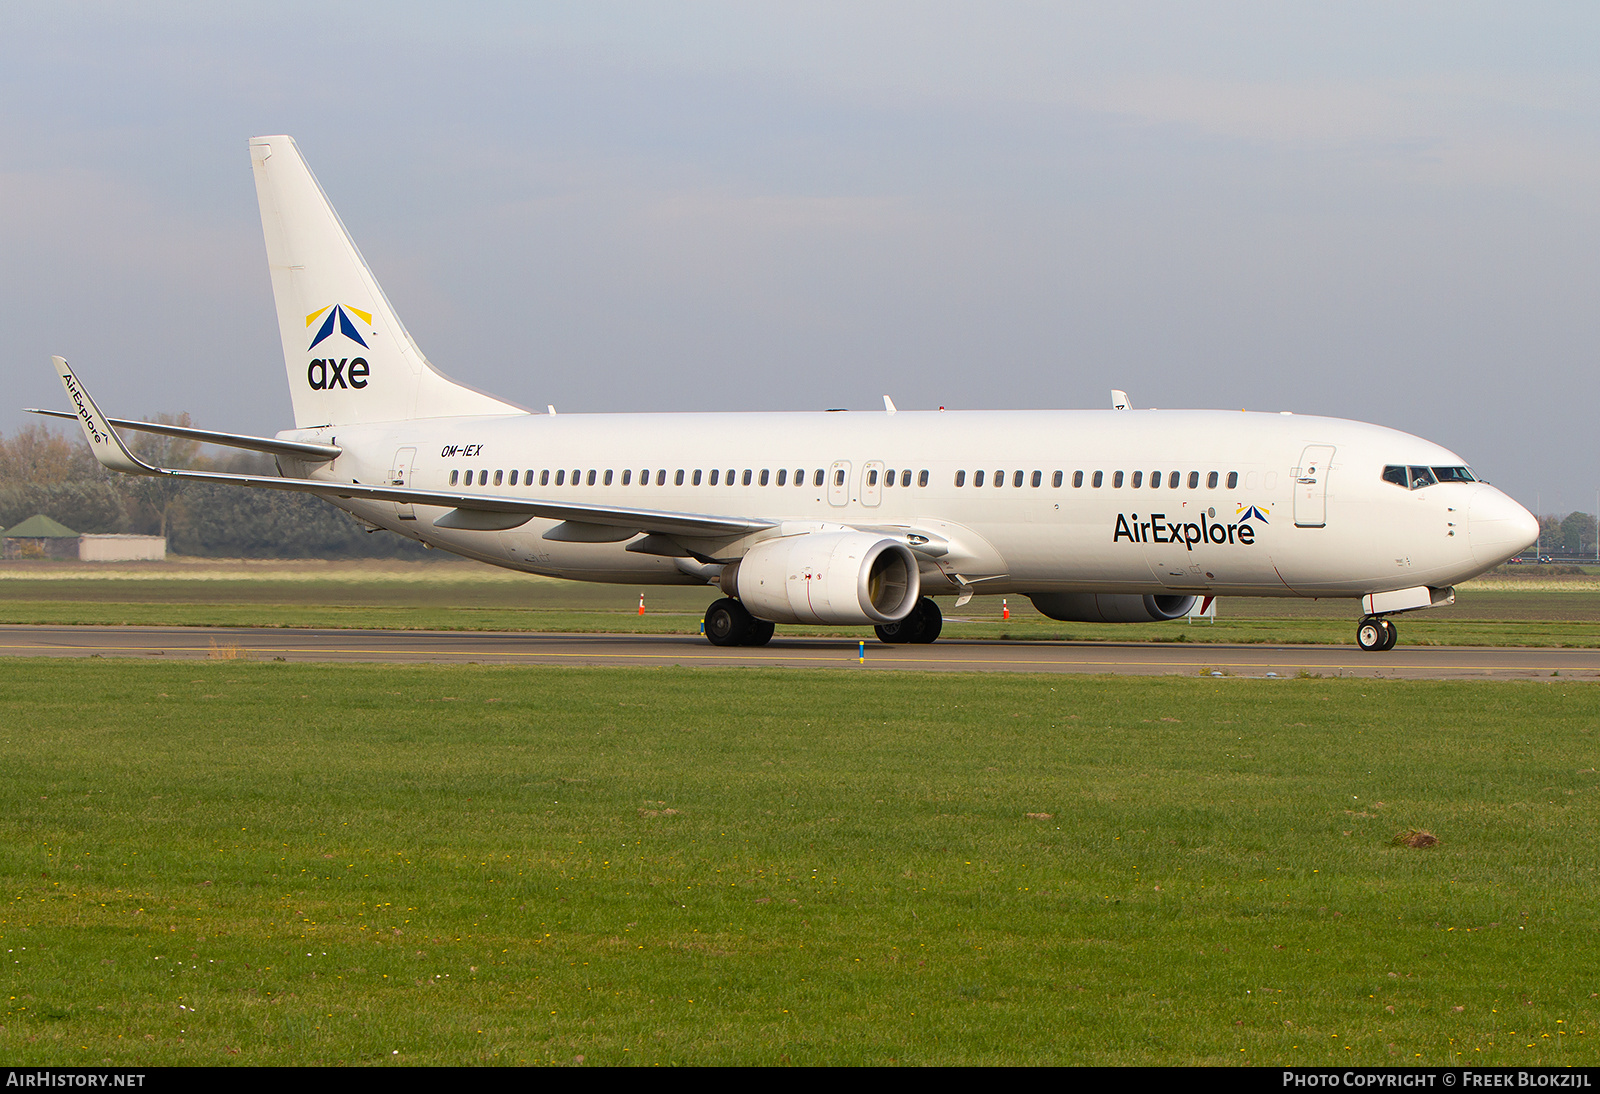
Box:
[1293,445,1336,528]
[828,461,852,507]
[390,447,418,521]
[861,461,885,507]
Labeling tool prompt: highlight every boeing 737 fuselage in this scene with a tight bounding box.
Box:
[41,137,1539,650]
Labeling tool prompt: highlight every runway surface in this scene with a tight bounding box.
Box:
[2,624,1597,679]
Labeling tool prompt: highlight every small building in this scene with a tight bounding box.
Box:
[3,515,81,560]
[78,534,167,562]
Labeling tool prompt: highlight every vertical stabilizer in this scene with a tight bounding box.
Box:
[250,136,525,428]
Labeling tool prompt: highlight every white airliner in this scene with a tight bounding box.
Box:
[40,136,1539,651]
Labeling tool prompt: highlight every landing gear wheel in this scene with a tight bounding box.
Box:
[876,597,943,645]
[1357,615,1390,652]
[704,597,752,647]
[704,598,775,647]
[1378,619,1398,651]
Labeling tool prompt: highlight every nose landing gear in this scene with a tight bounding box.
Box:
[1356,615,1397,652]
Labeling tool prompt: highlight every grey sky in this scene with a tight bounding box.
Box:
[3,2,1596,510]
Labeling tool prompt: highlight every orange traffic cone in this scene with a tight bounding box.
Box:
[638,593,645,615]
[1002,598,1009,620]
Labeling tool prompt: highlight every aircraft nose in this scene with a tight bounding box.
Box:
[1469,487,1538,567]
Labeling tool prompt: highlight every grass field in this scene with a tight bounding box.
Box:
[1,661,1596,1065]
[2,558,1600,647]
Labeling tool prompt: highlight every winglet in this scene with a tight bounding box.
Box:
[50,357,158,475]
[883,395,897,415]
[1111,389,1129,411]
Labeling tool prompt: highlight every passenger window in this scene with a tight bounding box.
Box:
[956,471,967,487]
[974,470,985,487]
[555,470,565,486]
[692,469,702,486]
[640,469,650,485]
[621,470,631,485]
[994,470,1003,487]
[1031,470,1041,488]
[814,469,824,487]
[904,470,913,487]
[494,470,503,486]
[604,469,613,486]
[710,469,719,485]
[1207,471,1218,488]
[588,470,597,486]
[746,470,755,486]
[480,470,489,486]
[918,470,928,487]
[675,469,684,486]
[795,469,805,485]
[728,469,736,486]
[760,469,770,486]
[1169,472,1180,489]
[1092,471,1103,488]
[1226,471,1238,489]
[866,469,877,486]
[1112,471,1124,488]
[831,469,843,487]
[1051,471,1062,488]
[1072,471,1083,487]
[656,470,667,486]
[777,469,787,486]
[1013,470,1023,488]
[449,469,459,486]
[1150,471,1161,489]
[509,470,518,486]
[572,469,581,485]
[1187,471,1199,489]
[541,470,550,486]
[1131,471,1143,488]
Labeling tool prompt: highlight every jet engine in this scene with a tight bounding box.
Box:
[721,531,921,625]
[1029,592,1196,623]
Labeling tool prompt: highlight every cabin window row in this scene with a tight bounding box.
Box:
[449,468,933,488]
[951,469,1241,490]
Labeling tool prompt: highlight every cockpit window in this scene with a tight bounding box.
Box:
[1385,464,1474,490]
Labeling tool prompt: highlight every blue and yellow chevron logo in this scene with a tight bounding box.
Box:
[306,304,372,351]
[1236,504,1270,524]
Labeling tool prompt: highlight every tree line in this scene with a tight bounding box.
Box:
[0,419,428,558]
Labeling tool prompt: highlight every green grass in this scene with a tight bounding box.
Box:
[1,662,1597,1065]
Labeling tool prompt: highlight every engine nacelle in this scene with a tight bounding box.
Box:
[1029,592,1196,623]
[723,531,921,625]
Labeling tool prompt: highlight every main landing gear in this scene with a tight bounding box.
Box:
[875,597,943,645]
[1356,614,1398,652]
[704,597,775,647]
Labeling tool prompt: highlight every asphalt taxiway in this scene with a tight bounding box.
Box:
[1,625,1596,679]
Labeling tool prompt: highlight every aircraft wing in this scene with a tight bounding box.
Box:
[48,356,775,541]
[26,407,342,461]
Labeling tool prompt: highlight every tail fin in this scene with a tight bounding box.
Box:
[249,136,524,428]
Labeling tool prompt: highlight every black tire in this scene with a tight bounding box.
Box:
[878,597,943,645]
[1379,619,1398,651]
[744,618,776,647]
[909,597,943,644]
[1356,616,1384,652]
[875,619,913,644]
[704,597,751,647]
